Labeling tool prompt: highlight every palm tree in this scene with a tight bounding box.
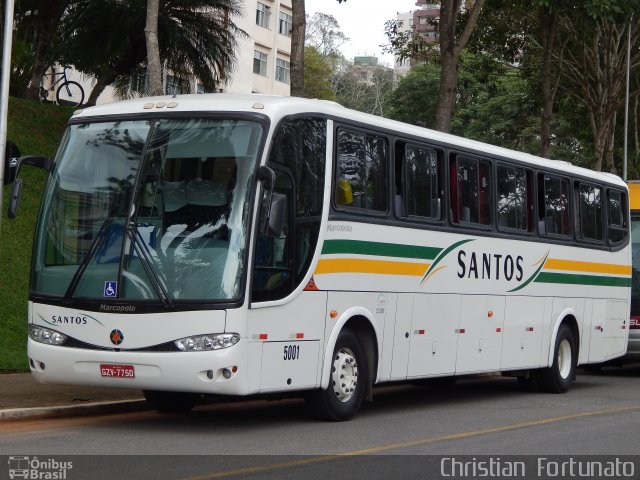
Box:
[58,0,246,105]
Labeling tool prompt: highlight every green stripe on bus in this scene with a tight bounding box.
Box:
[322,240,441,260]
[534,272,631,287]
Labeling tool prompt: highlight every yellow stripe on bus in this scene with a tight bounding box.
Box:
[544,258,631,276]
[315,259,430,276]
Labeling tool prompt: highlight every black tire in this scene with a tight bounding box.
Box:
[143,390,200,413]
[305,329,368,421]
[56,80,85,107]
[537,324,577,393]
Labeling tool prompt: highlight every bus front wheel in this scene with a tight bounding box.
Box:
[537,324,577,393]
[143,390,200,413]
[306,328,368,421]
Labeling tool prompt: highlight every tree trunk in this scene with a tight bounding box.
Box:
[145,0,163,96]
[24,1,68,100]
[85,72,118,106]
[432,0,485,133]
[605,111,617,174]
[290,0,305,97]
[539,8,558,159]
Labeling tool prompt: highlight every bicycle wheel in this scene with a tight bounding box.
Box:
[56,80,85,107]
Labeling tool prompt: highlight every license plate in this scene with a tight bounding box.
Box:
[100,364,135,379]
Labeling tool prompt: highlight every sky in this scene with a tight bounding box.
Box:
[304,0,420,67]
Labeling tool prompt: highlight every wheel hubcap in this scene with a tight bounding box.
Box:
[331,347,358,403]
[558,339,572,379]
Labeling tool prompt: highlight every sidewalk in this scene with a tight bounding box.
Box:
[0,372,147,420]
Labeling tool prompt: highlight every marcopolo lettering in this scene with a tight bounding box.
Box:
[457,250,524,282]
[99,304,136,312]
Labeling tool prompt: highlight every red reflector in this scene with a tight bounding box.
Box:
[296,333,304,339]
[259,334,268,340]
[496,328,502,333]
[526,327,534,332]
[419,329,425,335]
[456,329,466,334]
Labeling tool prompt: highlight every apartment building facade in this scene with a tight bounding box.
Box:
[65,0,292,105]
[394,1,440,78]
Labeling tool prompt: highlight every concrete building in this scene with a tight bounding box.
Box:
[63,0,293,105]
[394,1,440,78]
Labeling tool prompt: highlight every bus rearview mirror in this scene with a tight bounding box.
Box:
[8,178,23,219]
[3,141,20,185]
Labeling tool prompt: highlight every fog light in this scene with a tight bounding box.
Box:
[222,368,232,379]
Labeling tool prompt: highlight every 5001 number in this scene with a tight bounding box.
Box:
[283,344,300,361]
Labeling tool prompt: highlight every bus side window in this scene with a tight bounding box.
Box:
[452,155,491,226]
[578,182,603,242]
[403,143,442,220]
[608,189,628,245]
[539,174,570,237]
[496,164,531,232]
[335,128,388,213]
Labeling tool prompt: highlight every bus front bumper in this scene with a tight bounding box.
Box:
[27,338,252,395]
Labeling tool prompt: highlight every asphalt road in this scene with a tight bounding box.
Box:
[1,365,639,479]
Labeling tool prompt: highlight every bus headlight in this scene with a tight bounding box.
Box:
[29,326,67,346]
[175,333,240,351]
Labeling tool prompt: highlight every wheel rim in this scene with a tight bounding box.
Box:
[557,338,572,379]
[331,347,359,403]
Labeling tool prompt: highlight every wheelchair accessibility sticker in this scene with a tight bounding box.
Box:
[104,281,118,298]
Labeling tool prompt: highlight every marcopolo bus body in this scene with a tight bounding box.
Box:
[18,94,631,420]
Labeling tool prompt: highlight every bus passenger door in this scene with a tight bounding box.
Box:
[407,294,461,378]
[456,295,505,374]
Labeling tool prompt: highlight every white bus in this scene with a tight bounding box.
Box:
[9,94,631,421]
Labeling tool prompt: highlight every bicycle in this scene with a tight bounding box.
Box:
[40,65,85,108]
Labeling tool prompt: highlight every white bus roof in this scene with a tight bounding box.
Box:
[73,93,625,188]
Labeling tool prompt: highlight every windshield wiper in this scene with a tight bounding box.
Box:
[64,218,113,300]
[125,224,174,308]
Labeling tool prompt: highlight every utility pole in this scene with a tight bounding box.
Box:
[0,0,16,230]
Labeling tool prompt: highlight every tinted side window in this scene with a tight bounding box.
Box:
[497,165,530,231]
[579,183,603,242]
[404,144,442,219]
[453,156,491,226]
[253,117,326,303]
[608,189,628,245]
[539,174,570,237]
[335,129,388,212]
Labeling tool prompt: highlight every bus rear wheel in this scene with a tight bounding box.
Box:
[143,390,200,413]
[305,329,368,421]
[537,324,577,393]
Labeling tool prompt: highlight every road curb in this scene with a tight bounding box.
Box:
[0,399,149,420]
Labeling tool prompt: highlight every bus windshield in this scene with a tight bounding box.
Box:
[32,117,264,303]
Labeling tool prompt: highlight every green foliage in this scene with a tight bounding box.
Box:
[57,0,245,98]
[386,63,440,128]
[303,46,336,100]
[1,98,74,371]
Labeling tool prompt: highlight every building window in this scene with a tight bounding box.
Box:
[279,11,292,37]
[253,51,267,76]
[256,3,271,28]
[165,75,188,95]
[275,58,290,84]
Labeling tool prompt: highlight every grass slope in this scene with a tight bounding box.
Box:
[1,97,74,371]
